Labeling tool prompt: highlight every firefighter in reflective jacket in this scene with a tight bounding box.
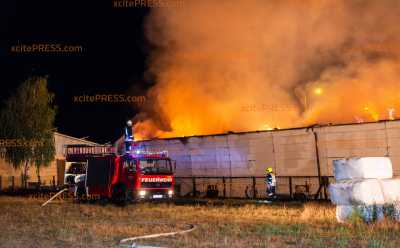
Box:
[124,120,134,153]
[265,167,276,198]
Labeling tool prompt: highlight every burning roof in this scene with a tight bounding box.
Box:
[133,0,400,140]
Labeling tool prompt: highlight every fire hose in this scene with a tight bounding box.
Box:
[119,222,196,248]
[41,190,196,248]
[41,188,68,207]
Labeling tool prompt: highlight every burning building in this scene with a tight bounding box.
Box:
[114,120,400,197]
[125,1,400,197]
[132,0,400,140]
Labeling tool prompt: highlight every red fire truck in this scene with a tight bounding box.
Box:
[64,144,175,204]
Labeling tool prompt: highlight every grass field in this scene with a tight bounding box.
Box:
[1,196,400,248]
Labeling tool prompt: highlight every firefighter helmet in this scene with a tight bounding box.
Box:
[266,167,273,173]
[127,120,132,126]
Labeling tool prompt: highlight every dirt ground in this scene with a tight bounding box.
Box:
[0,196,400,248]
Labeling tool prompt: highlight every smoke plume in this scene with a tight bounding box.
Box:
[134,0,400,140]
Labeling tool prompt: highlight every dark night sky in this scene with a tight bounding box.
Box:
[0,0,152,144]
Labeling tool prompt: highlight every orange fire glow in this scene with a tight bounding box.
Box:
[133,0,400,140]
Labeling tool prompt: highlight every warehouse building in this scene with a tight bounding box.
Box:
[3,120,399,198]
[129,120,400,198]
[0,132,98,190]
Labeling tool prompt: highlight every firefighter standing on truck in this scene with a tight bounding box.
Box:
[124,120,134,153]
[265,167,276,199]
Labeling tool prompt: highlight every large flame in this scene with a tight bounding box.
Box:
[133,0,400,140]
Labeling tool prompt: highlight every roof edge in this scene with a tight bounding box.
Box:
[135,119,400,142]
[54,132,99,145]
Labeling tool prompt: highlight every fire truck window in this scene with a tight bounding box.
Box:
[139,159,172,174]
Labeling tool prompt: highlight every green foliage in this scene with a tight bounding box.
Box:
[347,206,365,225]
[335,237,349,248]
[368,239,389,248]
[384,204,395,218]
[0,76,56,176]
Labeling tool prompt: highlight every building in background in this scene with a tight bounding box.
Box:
[4,120,398,197]
[0,132,98,190]
[116,120,400,198]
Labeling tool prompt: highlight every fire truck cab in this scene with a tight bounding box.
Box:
[64,145,175,204]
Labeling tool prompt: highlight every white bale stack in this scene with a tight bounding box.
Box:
[329,157,400,223]
[333,157,393,181]
[330,178,400,205]
[330,179,385,205]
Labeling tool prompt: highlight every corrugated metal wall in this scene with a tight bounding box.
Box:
[139,121,400,177]
[138,120,400,197]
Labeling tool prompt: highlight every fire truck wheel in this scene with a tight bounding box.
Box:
[112,184,127,205]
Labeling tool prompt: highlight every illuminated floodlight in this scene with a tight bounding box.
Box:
[314,88,323,95]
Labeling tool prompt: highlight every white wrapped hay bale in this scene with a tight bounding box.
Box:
[330,178,400,205]
[334,157,393,181]
[379,179,400,203]
[331,157,400,223]
[329,179,385,205]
